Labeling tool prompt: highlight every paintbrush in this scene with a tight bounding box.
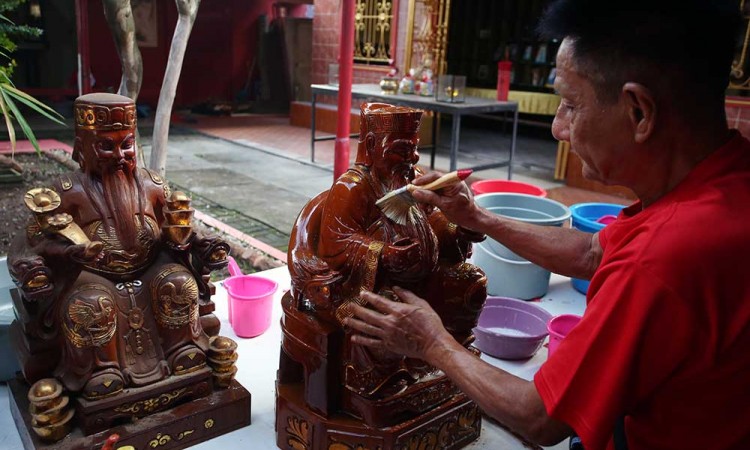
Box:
[376,169,472,225]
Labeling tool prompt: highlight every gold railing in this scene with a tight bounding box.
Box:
[730,0,750,90]
[354,0,393,65]
[404,0,451,75]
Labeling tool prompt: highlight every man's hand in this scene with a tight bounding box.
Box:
[411,172,481,231]
[344,287,454,363]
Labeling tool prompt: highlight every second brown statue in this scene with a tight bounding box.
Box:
[277,102,488,449]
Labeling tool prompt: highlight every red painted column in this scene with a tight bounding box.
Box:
[75,0,92,95]
[334,0,355,179]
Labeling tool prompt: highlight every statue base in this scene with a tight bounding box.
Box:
[276,382,481,450]
[9,377,251,450]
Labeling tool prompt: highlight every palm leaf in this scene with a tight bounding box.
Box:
[1,89,40,154]
[0,14,12,25]
[3,84,65,125]
[0,90,16,154]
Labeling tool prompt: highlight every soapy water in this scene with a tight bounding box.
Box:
[485,326,533,337]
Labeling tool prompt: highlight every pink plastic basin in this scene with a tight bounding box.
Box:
[471,179,547,197]
[546,314,582,357]
[224,274,278,338]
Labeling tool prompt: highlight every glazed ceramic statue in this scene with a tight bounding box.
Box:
[7,93,249,447]
[277,103,487,449]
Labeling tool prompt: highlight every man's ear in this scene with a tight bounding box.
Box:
[622,82,656,144]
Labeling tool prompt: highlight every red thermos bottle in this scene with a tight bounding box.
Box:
[497,61,512,101]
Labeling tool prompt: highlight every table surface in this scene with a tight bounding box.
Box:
[312,83,519,115]
[0,266,586,450]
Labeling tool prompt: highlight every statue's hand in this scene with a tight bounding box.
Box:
[382,239,421,274]
[65,241,105,264]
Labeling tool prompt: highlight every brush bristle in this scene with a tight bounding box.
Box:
[376,188,415,225]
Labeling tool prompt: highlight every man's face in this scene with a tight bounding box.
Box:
[551,38,635,186]
[81,129,137,176]
[374,132,420,181]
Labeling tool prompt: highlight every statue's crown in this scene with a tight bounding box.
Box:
[359,102,422,136]
[74,93,136,131]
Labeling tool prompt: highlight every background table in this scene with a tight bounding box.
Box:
[311,84,520,177]
[0,265,585,450]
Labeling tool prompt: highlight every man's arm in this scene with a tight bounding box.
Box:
[411,174,602,279]
[344,288,573,446]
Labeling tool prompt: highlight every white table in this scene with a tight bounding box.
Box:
[311,84,520,177]
[0,266,585,450]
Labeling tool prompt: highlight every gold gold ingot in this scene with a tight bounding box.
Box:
[208,352,238,368]
[28,379,62,405]
[209,335,237,353]
[164,208,194,226]
[31,409,74,442]
[212,365,238,388]
[167,191,191,210]
[30,396,69,426]
[163,225,193,245]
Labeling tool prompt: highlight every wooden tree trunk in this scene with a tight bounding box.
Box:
[102,0,145,164]
[149,0,201,178]
[102,0,143,100]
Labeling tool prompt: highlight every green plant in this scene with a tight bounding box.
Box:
[0,0,64,155]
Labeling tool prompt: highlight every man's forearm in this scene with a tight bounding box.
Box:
[427,337,571,445]
[469,208,600,279]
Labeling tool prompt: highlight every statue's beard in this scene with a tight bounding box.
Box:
[101,166,141,250]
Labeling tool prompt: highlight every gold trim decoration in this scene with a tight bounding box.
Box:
[354,0,393,65]
[62,286,117,349]
[148,433,172,448]
[60,175,73,191]
[150,264,200,329]
[286,416,310,450]
[74,103,136,131]
[177,429,195,440]
[334,240,384,324]
[204,418,215,429]
[114,387,188,415]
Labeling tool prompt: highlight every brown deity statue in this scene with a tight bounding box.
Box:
[7,93,248,446]
[277,103,487,449]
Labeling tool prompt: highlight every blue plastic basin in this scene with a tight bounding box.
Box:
[570,203,626,294]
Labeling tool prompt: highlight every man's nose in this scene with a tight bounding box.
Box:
[551,113,569,142]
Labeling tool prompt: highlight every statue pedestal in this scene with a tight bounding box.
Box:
[8,378,251,450]
[276,382,481,450]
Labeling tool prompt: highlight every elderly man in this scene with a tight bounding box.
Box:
[344,1,750,449]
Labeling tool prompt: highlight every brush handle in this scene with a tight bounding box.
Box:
[407,169,472,193]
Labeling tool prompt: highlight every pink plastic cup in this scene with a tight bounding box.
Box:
[546,314,582,357]
[224,257,278,338]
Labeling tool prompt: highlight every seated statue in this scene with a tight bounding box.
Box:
[7,93,243,440]
[278,103,487,445]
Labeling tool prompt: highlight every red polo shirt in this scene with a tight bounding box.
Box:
[535,132,750,450]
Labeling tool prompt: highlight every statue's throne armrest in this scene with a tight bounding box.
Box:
[280,190,348,417]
